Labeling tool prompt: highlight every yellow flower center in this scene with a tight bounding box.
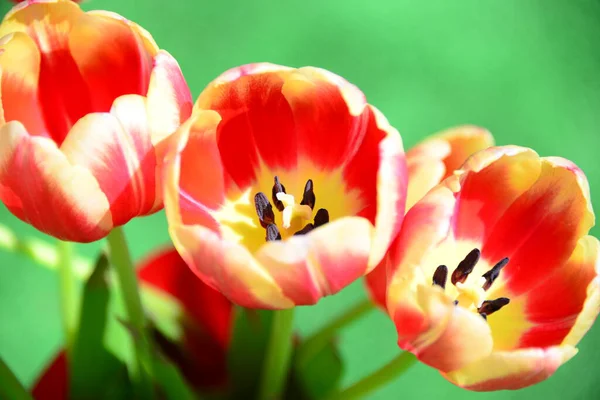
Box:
[432,248,511,320]
[455,277,487,309]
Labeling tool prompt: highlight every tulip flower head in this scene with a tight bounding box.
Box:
[164,63,407,309]
[386,146,600,390]
[0,0,192,242]
[365,125,495,308]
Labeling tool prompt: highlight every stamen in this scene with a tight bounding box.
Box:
[314,208,329,227]
[451,248,480,285]
[294,223,314,236]
[266,224,282,241]
[254,192,275,228]
[272,176,286,212]
[300,179,316,210]
[478,297,510,317]
[482,257,509,291]
[432,265,448,289]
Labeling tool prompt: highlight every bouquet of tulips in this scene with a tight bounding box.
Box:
[0,1,598,399]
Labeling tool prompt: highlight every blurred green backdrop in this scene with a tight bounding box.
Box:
[1,0,600,398]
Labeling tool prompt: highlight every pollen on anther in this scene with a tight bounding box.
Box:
[482,257,509,291]
[254,192,275,228]
[478,297,510,318]
[294,223,314,236]
[272,176,286,212]
[266,224,282,241]
[432,265,448,289]
[451,248,480,285]
[314,208,329,227]
[300,179,316,210]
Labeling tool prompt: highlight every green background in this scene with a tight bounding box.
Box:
[1,0,600,398]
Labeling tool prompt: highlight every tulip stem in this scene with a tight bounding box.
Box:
[57,240,78,358]
[106,227,154,399]
[258,308,296,400]
[326,351,417,400]
[0,357,32,400]
[295,299,374,368]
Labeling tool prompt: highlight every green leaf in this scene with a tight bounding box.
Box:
[70,253,130,399]
[147,354,197,400]
[287,339,344,400]
[227,307,275,398]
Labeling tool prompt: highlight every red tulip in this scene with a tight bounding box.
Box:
[31,248,233,398]
[365,126,494,308]
[386,146,599,390]
[163,63,407,309]
[0,0,192,242]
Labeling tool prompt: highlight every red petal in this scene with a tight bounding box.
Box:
[60,108,157,226]
[0,121,112,242]
[481,157,594,295]
[518,235,599,348]
[31,351,68,400]
[137,248,233,348]
[137,247,232,390]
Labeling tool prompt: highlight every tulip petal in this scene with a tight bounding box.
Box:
[146,50,193,153]
[68,11,155,114]
[31,351,68,400]
[0,0,93,145]
[443,346,577,391]
[137,247,232,389]
[390,283,493,372]
[517,235,600,348]
[0,32,46,136]
[0,121,111,241]
[364,255,389,309]
[195,64,298,189]
[138,247,232,348]
[482,156,594,296]
[451,146,541,242]
[343,106,406,268]
[255,217,373,305]
[60,105,157,226]
[405,125,494,209]
[169,223,294,309]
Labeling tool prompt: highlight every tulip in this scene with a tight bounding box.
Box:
[0,0,192,242]
[163,63,407,309]
[365,126,494,308]
[32,247,233,399]
[386,145,600,390]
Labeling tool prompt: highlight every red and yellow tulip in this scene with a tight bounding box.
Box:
[365,125,494,308]
[386,145,599,390]
[0,0,192,242]
[32,247,233,399]
[163,63,407,309]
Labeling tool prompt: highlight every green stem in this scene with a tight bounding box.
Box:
[296,299,374,368]
[106,227,154,399]
[257,308,296,400]
[57,241,77,357]
[0,357,33,400]
[0,224,89,277]
[327,352,417,400]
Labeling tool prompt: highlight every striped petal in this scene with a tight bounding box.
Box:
[0,121,111,242]
[405,125,493,209]
[517,235,600,348]
[60,103,157,227]
[443,346,577,391]
[0,31,46,136]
